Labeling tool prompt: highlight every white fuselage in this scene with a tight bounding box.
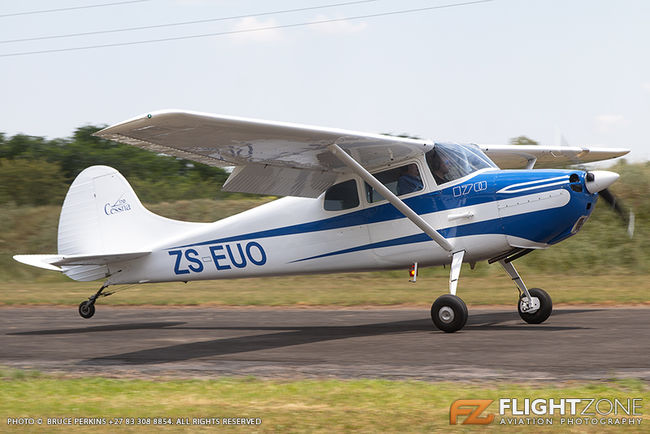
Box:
[104,164,593,286]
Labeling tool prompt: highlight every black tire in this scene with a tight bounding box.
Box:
[79,301,95,319]
[518,288,552,324]
[431,294,468,333]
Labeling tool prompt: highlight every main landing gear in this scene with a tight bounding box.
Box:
[430,250,553,332]
[78,284,112,319]
[431,251,469,333]
[431,294,468,333]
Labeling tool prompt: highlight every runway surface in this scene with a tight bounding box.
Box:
[1,307,649,381]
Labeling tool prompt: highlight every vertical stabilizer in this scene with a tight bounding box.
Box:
[56,166,207,280]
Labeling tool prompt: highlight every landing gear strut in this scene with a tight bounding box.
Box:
[500,260,552,324]
[431,251,468,333]
[78,284,110,319]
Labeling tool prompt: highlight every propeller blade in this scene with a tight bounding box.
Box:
[628,211,635,238]
[598,188,635,238]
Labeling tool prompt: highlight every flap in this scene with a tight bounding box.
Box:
[479,145,629,169]
[222,164,338,198]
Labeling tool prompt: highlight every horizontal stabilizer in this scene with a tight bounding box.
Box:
[13,255,63,271]
[14,251,150,270]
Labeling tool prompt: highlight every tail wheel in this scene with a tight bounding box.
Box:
[518,288,552,324]
[78,301,95,319]
[431,294,468,333]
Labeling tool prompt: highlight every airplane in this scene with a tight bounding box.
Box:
[13,110,631,332]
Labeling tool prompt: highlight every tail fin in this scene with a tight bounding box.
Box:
[15,166,207,281]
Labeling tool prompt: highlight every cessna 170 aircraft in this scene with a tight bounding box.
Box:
[14,110,631,332]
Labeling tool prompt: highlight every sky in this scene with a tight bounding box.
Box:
[1,0,649,162]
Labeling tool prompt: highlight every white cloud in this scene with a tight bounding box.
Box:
[230,17,283,43]
[310,15,368,34]
[643,82,650,92]
[595,114,626,125]
[595,114,629,133]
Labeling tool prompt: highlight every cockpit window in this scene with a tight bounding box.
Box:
[426,143,496,185]
[365,163,423,203]
[324,179,359,211]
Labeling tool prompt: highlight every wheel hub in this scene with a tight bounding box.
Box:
[520,296,541,313]
[438,306,455,324]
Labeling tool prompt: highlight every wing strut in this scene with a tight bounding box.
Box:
[328,144,454,252]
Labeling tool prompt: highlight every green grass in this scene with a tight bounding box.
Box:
[0,369,647,433]
[1,270,648,307]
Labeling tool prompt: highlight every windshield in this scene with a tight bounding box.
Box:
[426,143,496,185]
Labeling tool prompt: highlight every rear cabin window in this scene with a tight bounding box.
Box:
[324,179,360,211]
[365,163,423,203]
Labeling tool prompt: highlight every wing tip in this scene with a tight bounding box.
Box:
[94,109,189,138]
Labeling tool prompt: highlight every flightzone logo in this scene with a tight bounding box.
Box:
[450,398,643,426]
[449,400,494,425]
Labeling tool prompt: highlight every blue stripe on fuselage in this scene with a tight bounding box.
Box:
[292,201,593,263]
[169,171,497,249]
[168,170,581,250]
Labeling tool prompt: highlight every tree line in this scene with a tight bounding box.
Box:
[0,126,234,205]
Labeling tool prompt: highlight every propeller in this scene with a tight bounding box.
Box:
[597,186,635,238]
[584,171,635,238]
[555,132,635,238]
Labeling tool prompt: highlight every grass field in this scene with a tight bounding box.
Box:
[1,271,649,307]
[0,368,647,433]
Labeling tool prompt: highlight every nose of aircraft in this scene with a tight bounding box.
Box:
[585,170,620,194]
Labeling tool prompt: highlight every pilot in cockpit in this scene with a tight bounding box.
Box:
[428,152,452,185]
[397,163,423,195]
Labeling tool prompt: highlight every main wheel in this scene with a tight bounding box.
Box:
[518,288,552,324]
[431,294,468,333]
[78,301,95,319]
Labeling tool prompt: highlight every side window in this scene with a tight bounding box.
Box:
[365,163,423,203]
[324,179,360,211]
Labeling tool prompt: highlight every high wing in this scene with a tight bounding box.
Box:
[479,145,629,169]
[95,110,432,197]
[95,110,629,195]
